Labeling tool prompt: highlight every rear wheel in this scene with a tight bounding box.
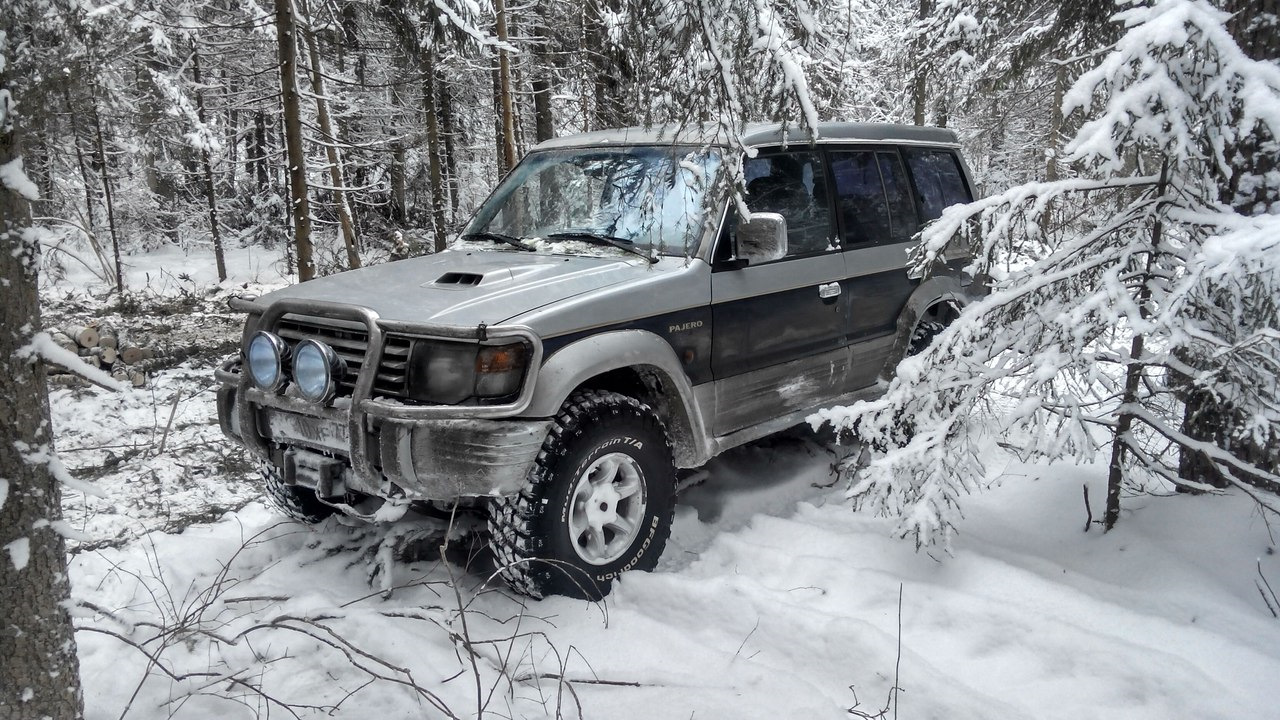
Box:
[488,390,676,600]
[908,301,960,357]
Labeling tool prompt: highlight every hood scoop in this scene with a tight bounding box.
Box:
[433,271,485,287]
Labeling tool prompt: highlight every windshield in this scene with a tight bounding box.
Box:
[460,146,722,258]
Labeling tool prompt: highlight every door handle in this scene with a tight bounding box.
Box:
[818,282,841,299]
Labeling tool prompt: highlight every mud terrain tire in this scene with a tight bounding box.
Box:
[908,319,948,357]
[260,462,336,524]
[488,390,676,600]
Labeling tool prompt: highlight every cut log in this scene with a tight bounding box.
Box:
[111,368,128,385]
[129,370,147,388]
[97,323,118,350]
[50,331,78,353]
[120,345,155,365]
[66,324,100,348]
[99,346,118,365]
[48,374,90,388]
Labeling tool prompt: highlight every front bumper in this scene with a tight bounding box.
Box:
[216,298,550,504]
[218,379,550,500]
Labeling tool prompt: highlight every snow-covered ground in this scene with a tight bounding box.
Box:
[69,443,1280,719]
[45,245,1280,718]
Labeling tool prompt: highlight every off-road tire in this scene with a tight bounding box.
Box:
[488,390,677,600]
[259,461,336,524]
[908,319,947,357]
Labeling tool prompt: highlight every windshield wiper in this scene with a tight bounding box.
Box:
[462,231,535,252]
[545,231,658,264]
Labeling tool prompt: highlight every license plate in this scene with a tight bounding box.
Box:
[262,411,348,453]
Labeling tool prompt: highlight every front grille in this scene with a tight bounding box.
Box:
[275,315,410,399]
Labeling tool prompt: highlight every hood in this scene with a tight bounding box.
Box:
[258,250,646,327]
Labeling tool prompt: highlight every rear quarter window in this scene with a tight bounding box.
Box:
[904,149,972,223]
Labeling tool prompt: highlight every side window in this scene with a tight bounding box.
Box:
[743,151,835,258]
[904,149,972,222]
[878,152,920,243]
[831,151,890,246]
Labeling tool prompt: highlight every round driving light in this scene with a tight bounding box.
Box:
[247,332,288,392]
[292,339,345,404]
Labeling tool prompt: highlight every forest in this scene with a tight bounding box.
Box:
[2,0,1279,718]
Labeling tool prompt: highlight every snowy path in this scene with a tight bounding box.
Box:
[71,432,1280,719]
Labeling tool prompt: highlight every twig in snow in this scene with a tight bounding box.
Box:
[848,583,904,719]
[156,389,182,455]
[1257,559,1279,619]
[732,617,760,662]
[1083,483,1093,532]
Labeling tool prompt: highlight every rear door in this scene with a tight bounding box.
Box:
[830,147,923,389]
[710,148,850,436]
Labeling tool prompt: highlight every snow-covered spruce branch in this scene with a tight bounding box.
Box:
[809,0,1280,549]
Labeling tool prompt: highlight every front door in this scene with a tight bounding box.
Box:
[710,149,850,436]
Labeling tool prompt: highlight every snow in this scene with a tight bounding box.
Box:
[67,438,1280,719]
[6,536,30,571]
[0,157,40,201]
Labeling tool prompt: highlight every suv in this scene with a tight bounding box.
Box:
[216,122,981,599]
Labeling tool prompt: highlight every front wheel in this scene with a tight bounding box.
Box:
[488,390,676,600]
[258,460,336,524]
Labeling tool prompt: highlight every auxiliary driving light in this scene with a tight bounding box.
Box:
[292,339,346,404]
[247,331,288,392]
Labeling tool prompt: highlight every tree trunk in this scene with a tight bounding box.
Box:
[89,82,123,293]
[492,65,506,178]
[911,0,932,126]
[297,0,361,270]
[1106,163,1166,530]
[254,110,270,192]
[495,0,519,173]
[423,53,449,253]
[275,0,315,281]
[136,58,161,198]
[191,41,228,282]
[0,37,85,718]
[224,65,238,194]
[439,74,460,222]
[532,1,555,142]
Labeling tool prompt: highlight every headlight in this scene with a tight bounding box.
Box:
[407,339,530,404]
[292,339,346,404]
[475,343,529,398]
[247,331,288,392]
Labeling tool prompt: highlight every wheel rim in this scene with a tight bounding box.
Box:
[567,452,647,566]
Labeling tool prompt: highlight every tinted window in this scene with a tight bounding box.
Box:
[904,149,971,222]
[878,152,920,243]
[831,151,890,246]
[744,151,835,257]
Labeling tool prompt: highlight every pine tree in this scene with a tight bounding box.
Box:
[0,8,85,717]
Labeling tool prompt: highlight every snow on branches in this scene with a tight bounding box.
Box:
[812,0,1280,550]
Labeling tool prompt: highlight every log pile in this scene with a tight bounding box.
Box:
[49,322,155,388]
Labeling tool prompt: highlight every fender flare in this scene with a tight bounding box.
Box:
[521,329,713,466]
[879,275,977,380]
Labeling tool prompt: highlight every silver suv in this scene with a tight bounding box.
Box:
[216,122,981,598]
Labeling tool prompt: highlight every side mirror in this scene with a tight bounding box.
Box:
[734,212,788,266]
